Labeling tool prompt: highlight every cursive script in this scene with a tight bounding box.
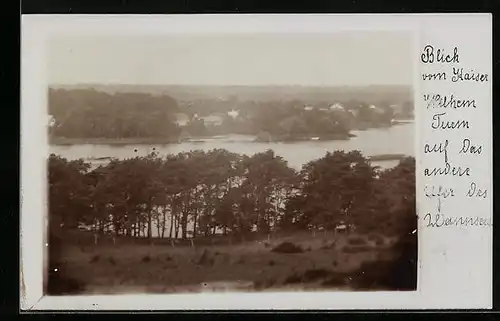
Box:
[423,213,492,228]
[421,45,460,64]
[424,93,476,109]
[420,43,490,225]
[451,68,489,83]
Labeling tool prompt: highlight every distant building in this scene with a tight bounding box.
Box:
[304,105,315,111]
[173,113,190,126]
[200,114,224,126]
[227,109,239,119]
[329,103,345,111]
[369,105,385,114]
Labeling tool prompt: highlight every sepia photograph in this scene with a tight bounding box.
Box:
[45,32,417,296]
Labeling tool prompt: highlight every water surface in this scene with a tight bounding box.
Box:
[50,123,414,170]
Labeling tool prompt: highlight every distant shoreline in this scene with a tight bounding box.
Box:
[367,154,407,162]
[49,134,356,146]
[49,121,413,147]
[49,136,181,146]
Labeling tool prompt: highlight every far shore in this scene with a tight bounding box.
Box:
[49,134,356,146]
[49,136,181,146]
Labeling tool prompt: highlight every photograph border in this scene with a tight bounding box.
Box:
[20,13,492,311]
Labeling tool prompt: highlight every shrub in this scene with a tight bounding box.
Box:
[283,273,302,284]
[321,274,348,287]
[46,263,85,295]
[89,255,100,263]
[142,255,151,263]
[347,237,367,246]
[368,234,385,246]
[283,269,333,285]
[47,273,86,295]
[342,245,372,254]
[254,277,276,290]
[321,241,335,250]
[349,261,390,290]
[349,234,418,291]
[108,256,116,265]
[197,249,213,265]
[302,269,332,282]
[271,242,304,254]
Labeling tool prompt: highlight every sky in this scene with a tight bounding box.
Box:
[48,32,413,87]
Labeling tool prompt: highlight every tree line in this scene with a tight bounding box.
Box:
[49,149,416,242]
[48,88,413,141]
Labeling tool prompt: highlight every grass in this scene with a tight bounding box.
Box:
[49,231,403,294]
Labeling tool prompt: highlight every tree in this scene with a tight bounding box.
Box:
[48,154,91,232]
[373,157,416,235]
[240,150,297,234]
[295,151,377,231]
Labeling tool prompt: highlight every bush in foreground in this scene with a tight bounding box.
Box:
[271,242,304,254]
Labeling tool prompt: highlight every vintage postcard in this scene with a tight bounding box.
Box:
[20,14,492,310]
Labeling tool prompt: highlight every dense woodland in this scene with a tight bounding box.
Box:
[49,149,416,241]
[48,88,414,141]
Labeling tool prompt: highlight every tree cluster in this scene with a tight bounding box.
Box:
[48,149,416,241]
[48,88,181,139]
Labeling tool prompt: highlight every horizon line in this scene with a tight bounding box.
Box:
[49,83,413,88]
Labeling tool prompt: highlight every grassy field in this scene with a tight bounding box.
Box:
[48,231,409,295]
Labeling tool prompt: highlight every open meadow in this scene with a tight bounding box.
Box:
[48,229,416,294]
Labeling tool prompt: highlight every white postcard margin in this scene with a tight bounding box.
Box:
[20,14,492,310]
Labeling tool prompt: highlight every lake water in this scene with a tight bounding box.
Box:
[49,122,414,171]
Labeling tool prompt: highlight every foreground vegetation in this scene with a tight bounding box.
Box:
[48,149,417,294]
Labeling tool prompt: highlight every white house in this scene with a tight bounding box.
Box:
[369,105,385,114]
[227,109,239,119]
[200,114,224,126]
[173,113,190,126]
[329,103,345,111]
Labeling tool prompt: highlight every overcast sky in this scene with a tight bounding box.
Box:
[48,32,413,87]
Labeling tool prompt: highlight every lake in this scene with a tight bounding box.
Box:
[49,122,414,171]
